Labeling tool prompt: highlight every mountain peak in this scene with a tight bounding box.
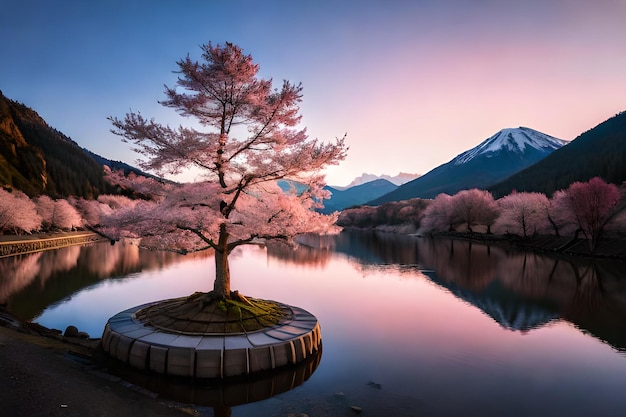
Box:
[453,127,568,165]
[345,172,420,188]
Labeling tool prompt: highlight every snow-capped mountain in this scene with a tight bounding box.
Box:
[491,111,626,197]
[344,172,420,188]
[453,127,567,165]
[369,127,568,204]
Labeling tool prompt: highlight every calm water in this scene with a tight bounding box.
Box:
[3,231,626,416]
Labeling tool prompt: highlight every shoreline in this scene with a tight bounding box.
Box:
[426,231,626,261]
[340,226,626,261]
[0,306,193,416]
[0,231,107,258]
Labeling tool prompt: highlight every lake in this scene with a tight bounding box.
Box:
[3,230,626,416]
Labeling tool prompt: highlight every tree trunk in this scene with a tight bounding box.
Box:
[547,214,560,237]
[213,223,231,299]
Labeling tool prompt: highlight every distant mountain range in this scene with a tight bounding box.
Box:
[369,127,568,204]
[320,179,398,214]
[334,172,419,189]
[2,90,624,207]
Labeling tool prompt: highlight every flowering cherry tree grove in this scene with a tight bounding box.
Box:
[495,192,550,237]
[106,42,346,300]
[561,177,622,249]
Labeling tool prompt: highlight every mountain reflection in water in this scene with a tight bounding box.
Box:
[4,232,626,353]
[4,231,626,415]
[289,231,626,351]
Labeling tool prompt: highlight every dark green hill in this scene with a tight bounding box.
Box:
[0,91,115,198]
[0,92,47,196]
[489,111,626,197]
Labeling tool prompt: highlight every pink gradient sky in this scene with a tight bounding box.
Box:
[2,1,625,186]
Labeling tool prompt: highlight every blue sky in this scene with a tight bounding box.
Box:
[2,0,626,186]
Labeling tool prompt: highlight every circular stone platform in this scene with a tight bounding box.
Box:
[100,300,322,379]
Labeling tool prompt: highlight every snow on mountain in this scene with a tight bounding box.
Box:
[345,172,420,188]
[368,126,567,204]
[453,127,568,166]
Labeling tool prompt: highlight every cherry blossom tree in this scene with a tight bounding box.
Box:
[495,192,550,237]
[421,190,499,234]
[449,189,499,233]
[106,42,346,301]
[420,193,453,233]
[50,199,82,230]
[68,197,107,227]
[547,190,574,236]
[35,195,82,231]
[34,195,56,229]
[0,189,41,234]
[561,177,622,249]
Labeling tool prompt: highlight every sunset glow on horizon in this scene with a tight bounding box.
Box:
[2,0,625,186]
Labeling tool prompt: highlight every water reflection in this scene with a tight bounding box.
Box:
[110,346,321,410]
[291,231,626,351]
[4,231,626,415]
[5,232,626,352]
[0,240,206,320]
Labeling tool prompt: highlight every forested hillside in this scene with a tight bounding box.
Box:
[0,91,114,198]
[490,111,626,197]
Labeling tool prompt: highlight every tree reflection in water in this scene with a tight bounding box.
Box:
[108,346,322,415]
[4,231,626,415]
[289,231,626,351]
[0,240,208,320]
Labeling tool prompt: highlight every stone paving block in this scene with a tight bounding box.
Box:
[246,331,282,347]
[302,333,313,354]
[107,332,121,356]
[150,317,177,328]
[313,323,322,345]
[195,349,222,379]
[248,346,272,373]
[265,328,297,341]
[292,335,306,362]
[119,327,155,339]
[101,325,112,351]
[289,320,317,331]
[109,321,142,334]
[149,345,168,374]
[182,321,210,334]
[196,336,224,351]
[138,331,180,346]
[115,335,134,363]
[290,307,314,317]
[223,348,248,377]
[112,313,134,322]
[170,335,203,349]
[270,325,308,336]
[128,340,150,370]
[224,335,254,350]
[120,305,143,314]
[167,347,195,377]
[272,341,295,367]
